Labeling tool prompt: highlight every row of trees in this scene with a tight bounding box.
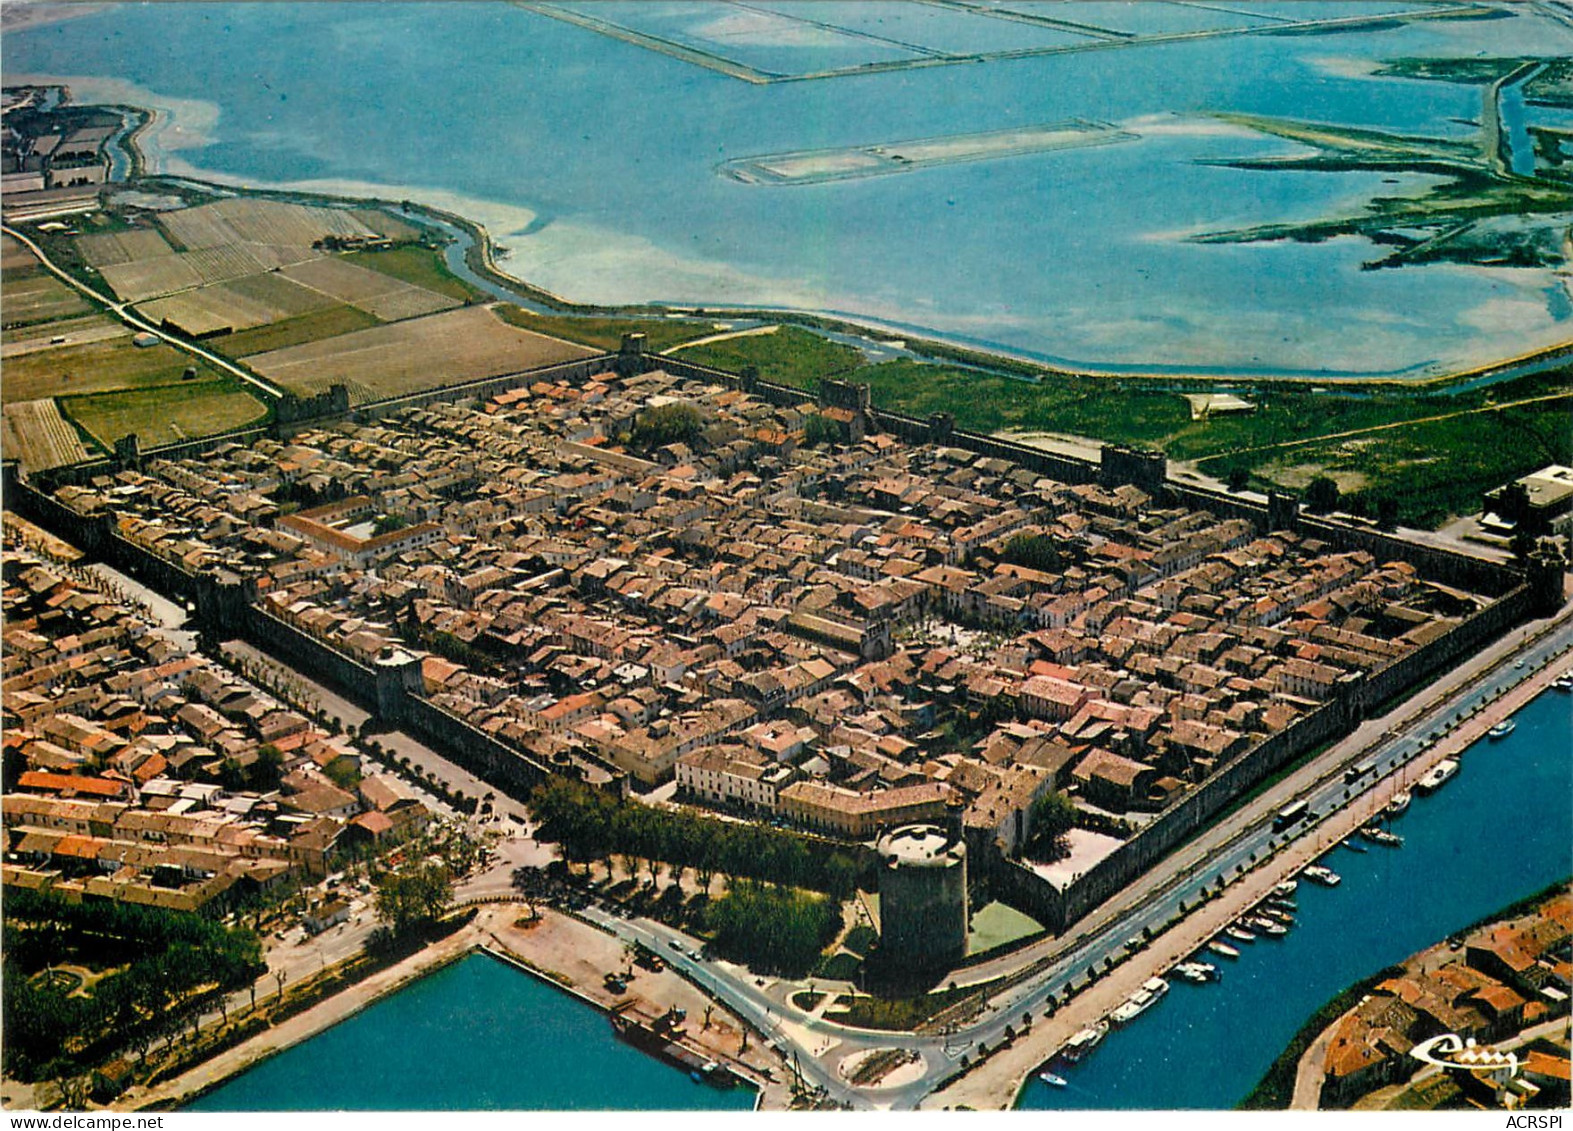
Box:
[530,778,868,898]
[2,891,263,1081]
[703,881,842,977]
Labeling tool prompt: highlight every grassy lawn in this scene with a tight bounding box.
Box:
[3,338,229,402]
[678,325,864,385]
[216,304,381,357]
[966,901,1044,955]
[494,303,712,353]
[60,379,269,448]
[346,245,486,303]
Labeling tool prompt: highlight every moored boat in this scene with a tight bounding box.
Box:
[1273,880,1298,897]
[1361,826,1403,847]
[1553,673,1572,692]
[1040,1071,1068,1088]
[1110,977,1170,1025]
[1173,961,1218,984]
[1251,917,1288,937]
[1303,865,1341,886]
[1415,759,1459,794]
[1208,939,1240,959]
[1342,836,1368,853]
[1226,925,1256,943]
[1060,1023,1108,1062]
[1386,790,1411,818]
[1487,719,1515,739]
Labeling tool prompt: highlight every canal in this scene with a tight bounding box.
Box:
[186,952,757,1111]
[1017,687,1572,1110]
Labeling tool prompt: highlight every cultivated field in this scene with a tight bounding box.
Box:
[61,383,268,449]
[137,272,337,337]
[246,304,596,402]
[77,227,176,268]
[2,271,91,326]
[2,315,128,357]
[2,398,93,470]
[159,197,375,251]
[2,337,224,402]
[280,258,459,322]
[218,306,380,357]
[2,233,40,272]
[92,198,393,302]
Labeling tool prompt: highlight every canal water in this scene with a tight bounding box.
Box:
[1018,688,1573,1110]
[186,953,756,1111]
[9,2,1572,378]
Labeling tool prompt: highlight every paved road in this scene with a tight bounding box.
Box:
[1,222,283,401]
[589,612,1573,1110]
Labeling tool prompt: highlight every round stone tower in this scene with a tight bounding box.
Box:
[876,824,968,971]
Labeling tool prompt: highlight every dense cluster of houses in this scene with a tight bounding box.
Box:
[44,367,1486,859]
[1320,891,1573,1109]
[2,550,430,915]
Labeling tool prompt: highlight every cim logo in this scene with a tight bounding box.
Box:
[1409,1032,1520,1078]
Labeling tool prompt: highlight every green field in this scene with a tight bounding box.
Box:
[678,325,864,383]
[493,303,712,353]
[2,337,230,402]
[683,326,1573,528]
[346,245,486,304]
[60,380,269,449]
[217,304,381,357]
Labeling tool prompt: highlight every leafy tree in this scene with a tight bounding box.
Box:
[375,861,452,935]
[630,402,703,448]
[1303,476,1340,514]
[704,882,842,977]
[372,514,409,536]
[1225,465,1251,492]
[802,413,841,448]
[1023,791,1078,863]
[999,533,1062,573]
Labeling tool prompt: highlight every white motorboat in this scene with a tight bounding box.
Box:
[1415,759,1459,795]
[1208,940,1240,959]
[1386,790,1411,818]
[1110,977,1169,1025]
[1487,720,1515,740]
[1040,1071,1068,1088]
[1303,865,1342,887]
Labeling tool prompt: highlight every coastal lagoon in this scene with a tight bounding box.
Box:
[1018,687,1573,1110]
[9,1,1572,377]
[186,953,756,1111]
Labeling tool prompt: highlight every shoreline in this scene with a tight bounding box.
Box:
[1278,875,1573,1111]
[126,903,783,1112]
[15,80,1572,389]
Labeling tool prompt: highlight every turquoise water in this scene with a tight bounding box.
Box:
[8,2,1571,376]
[186,953,755,1111]
[1018,688,1573,1110]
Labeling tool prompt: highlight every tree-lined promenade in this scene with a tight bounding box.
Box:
[529,777,868,898]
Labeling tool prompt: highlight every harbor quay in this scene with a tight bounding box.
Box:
[129,903,789,1111]
[928,606,1573,1110]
